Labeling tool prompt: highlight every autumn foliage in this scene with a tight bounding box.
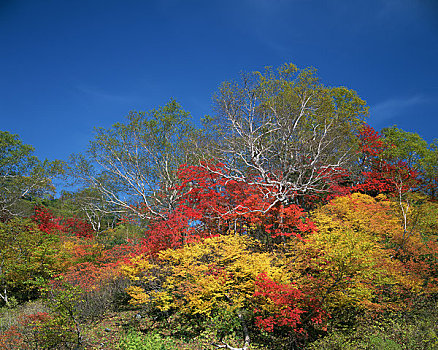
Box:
[2,101,437,348]
[117,124,438,348]
[32,206,94,238]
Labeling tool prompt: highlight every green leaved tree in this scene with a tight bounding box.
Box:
[69,99,202,221]
[0,131,63,222]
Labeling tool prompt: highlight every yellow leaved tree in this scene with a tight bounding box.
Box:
[291,193,424,314]
[122,234,296,347]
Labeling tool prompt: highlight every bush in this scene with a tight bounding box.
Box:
[118,331,178,350]
[0,300,48,333]
[306,299,438,350]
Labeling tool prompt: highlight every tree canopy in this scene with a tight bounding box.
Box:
[69,99,198,221]
[207,63,368,209]
[0,131,63,222]
[1,63,437,350]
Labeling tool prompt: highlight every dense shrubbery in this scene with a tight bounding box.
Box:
[1,63,437,349]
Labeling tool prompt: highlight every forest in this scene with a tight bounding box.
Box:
[1,63,438,350]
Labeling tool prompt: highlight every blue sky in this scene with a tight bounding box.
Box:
[1,0,437,163]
